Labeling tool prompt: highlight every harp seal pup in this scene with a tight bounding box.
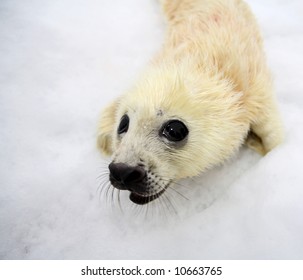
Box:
[97,0,284,205]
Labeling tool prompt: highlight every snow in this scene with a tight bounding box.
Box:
[0,0,303,259]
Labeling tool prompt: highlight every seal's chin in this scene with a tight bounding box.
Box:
[129,189,166,205]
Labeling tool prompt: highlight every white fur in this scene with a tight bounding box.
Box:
[97,0,284,199]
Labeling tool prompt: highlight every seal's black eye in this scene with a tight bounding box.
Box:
[117,114,129,134]
[161,120,188,142]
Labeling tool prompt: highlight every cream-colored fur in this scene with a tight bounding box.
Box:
[97,0,283,190]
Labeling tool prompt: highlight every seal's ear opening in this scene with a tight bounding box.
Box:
[97,99,119,156]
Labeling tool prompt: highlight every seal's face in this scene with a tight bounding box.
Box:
[109,109,189,204]
[98,64,248,204]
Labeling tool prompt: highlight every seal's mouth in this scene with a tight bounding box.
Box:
[129,188,166,205]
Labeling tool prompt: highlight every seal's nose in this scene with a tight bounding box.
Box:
[108,162,146,192]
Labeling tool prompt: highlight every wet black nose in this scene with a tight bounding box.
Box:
[108,162,146,191]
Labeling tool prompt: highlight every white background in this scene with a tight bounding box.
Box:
[1,260,303,279]
[0,0,303,259]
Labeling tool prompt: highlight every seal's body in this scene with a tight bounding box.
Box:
[97,0,283,204]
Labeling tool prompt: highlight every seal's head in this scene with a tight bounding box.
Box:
[97,62,248,204]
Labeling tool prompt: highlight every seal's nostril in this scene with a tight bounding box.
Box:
[108,162,123,182]
[108,163,146,190]
[124,168,145,184]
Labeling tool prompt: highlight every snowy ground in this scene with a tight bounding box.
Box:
[1,0,303,259]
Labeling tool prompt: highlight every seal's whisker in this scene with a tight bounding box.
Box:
[96,178,109,201]
[114,188,118,209]
[163,194,173,219]
[158,193,169,221]
[156,195,164,218]
[96,172,109,181]
[96,171,108,183]
[132,200,141,218]
[145,191,151,218]
[102,182,110,203]
[99,182,109,203]
[160,177,188,190]
[157,178,189,202]
[117,190,123,213]
[96,179,103,196]
[159,196,168,220]
[96,182,107,199]
[105,182,112,203]
[96,171,110,196]
[167,185,189,201]
[140,203,146,217]
[163,191,178,216]
[111,187,115,209]
[144,199,149,219]
[98,165,110,170]
[166,188,184,218]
